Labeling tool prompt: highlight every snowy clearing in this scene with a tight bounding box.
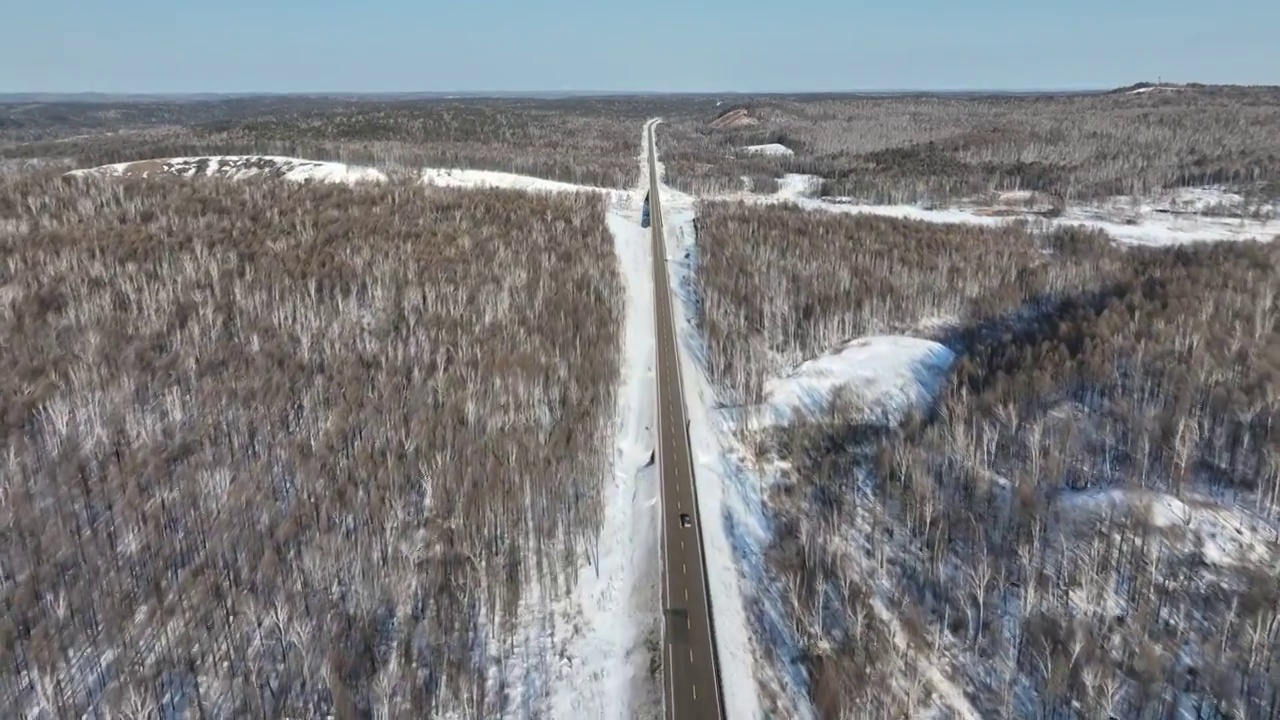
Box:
[713,177,1277,247]
[1090,185,1275,219]
[800,195,1278,246]
[775,174,822,200]
[1060,488,1280,569]
[756,336,956,429]
[739,143,794,157]
[66,156,387,184]
[420,168,615,195]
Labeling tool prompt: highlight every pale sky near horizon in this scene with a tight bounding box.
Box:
[3,0,1277,93]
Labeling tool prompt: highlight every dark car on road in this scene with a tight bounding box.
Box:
[641,191,651,228]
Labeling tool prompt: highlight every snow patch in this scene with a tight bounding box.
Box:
[66,156,387,185]
[739,143,794,157]
[1127,85,1183,95]
[802,197,1277,246]
[421,168,613,195]
[1092,186,1274,218]
[758,336,956,428]
[1060,489,1279,569]
[775,174,821,200]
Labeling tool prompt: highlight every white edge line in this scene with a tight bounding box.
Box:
[648,117,677,720]
[651,118,725,720]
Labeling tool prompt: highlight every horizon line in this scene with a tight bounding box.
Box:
[0,86,1173,97]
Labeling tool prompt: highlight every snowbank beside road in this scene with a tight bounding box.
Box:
[545,192,662,720]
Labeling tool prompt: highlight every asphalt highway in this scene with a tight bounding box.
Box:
[647,120,725,720]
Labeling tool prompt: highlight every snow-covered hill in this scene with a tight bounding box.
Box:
[739,143,794,157]
[66,156,387,184]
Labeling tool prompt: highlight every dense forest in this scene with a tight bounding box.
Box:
[0,174,623,717]
[694,200,1280,717]
[660,88,1280,206]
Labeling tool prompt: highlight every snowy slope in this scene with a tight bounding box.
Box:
[707,177,1277,247]
[739,144,794,157]
[791,196,1278,246]
[757,336,956,428]
[67,156,387,184]
[1060,489,1278,569]
[421,168,614,195]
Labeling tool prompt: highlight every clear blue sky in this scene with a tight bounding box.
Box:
[4,0,1277,93]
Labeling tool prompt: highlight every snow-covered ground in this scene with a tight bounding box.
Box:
[543,128,661,720]
[756,336,956,429]
[66,156,387,184]
[774,173,822,200]
[710,173,1278,246]
[1088,185,1276,219]
[420,167,614,195]
[739,143,794,157]
[801,194,1278,246]
[1059,488,1279,569]
[1127,85,1183,95]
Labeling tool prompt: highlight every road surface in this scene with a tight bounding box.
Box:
[647,120,725,720]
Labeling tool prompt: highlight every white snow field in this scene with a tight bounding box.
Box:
[755,336,957,429]
[66,155,387,184]
[804,193,1277,246]
[739,143,794,157]
[420,167,615,195]
[1060,488,1279,570]
[712,173,1277,247]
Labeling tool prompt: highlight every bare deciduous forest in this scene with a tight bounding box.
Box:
[660,87,1280,206]
[6,87,1280,719]
[0,174,622,717]
[0,97,718,187]
[693,200,1280,718]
